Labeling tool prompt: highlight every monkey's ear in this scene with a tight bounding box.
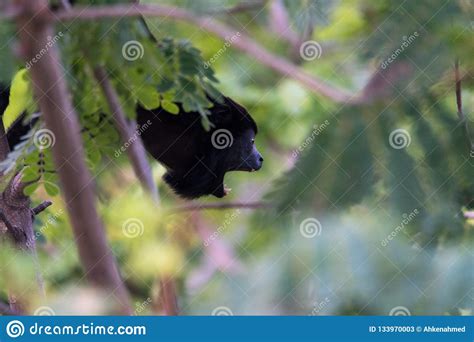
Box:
[209,97,257,134]
[224,96,247,113]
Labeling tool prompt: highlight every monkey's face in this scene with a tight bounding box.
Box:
[208,127,263,198]
[226,129,263,173]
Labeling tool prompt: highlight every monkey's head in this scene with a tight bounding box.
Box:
[137,95,263,199]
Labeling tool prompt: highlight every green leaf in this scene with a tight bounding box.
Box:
[161,100,180,114]
[202,82,223,103]
[157,78,175,93]
[23,182,39,196]
[21,168,39,182]
[44,181,60,197]
[136,86,160,110]
[3,69,33,131]
[24,152,40,165]
[201,116,211,132]
[200,65,219,83]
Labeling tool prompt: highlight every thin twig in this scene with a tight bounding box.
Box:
[454,60,474,151]
[93,67,159,203]
[172,201,271,212]
[159,277,179,316]
[59,0,71,10]
[268,0,300,47]
[31,200,53,215]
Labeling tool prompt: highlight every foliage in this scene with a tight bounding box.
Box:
[0,0,472,316]
[2,69,34,131]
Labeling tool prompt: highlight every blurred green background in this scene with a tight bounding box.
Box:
[0,0,473,315]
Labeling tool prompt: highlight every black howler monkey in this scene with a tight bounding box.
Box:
[1,83,263,199]
[2,1,263,199]
[137,96,263,199]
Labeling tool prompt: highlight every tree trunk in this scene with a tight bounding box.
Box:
[14,0,131,314]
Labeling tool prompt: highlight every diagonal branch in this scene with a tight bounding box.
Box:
[92,67,178,315]
[94,67,179,315]
[93,67,159,203]
[53,4,353,103]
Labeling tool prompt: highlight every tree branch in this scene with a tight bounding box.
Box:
[454,60,474,151]
[14,0,131,314]
[172,201,271,212]
[93,66,181,315]
[268,0,300,47]
[159,277,179,316]
[31,200,53,215]
[52,3,353,103]
[93,67,159,203]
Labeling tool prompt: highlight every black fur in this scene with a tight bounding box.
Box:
[1,82,263,199]
[137,96,263,199]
